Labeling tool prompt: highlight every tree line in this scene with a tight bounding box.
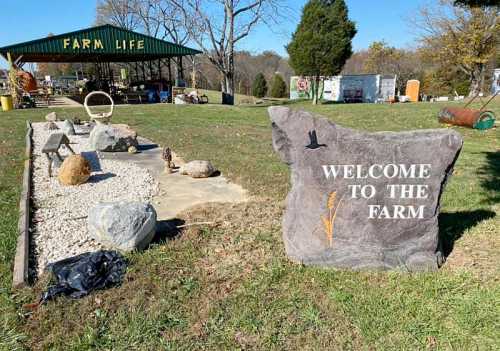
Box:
[286,0,498,103]
[37,0,498,103]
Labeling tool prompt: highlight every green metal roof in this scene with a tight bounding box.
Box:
[0,24,201,63]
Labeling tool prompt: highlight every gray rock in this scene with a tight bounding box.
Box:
[89,123,138,152]
[179,160,215,178]
[269,106,463,271]
[46,121,59,130]
[88,201,157,251]
[45,112,57,122]
[62,119,76,135]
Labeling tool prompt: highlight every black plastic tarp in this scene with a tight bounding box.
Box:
[40,250,127,303]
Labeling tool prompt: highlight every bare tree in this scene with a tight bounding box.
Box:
[131,0,190,44]
[169,0,283,104]
[413,0,499,96]
[96,0,141,30]
[97,0,190,44]
[97,0,193,80]
[133,0,193,78]
[95,0,288,101]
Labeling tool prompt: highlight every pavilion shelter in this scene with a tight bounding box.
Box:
[0,24,201,103]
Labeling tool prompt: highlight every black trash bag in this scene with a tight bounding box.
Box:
[40,250,127,303]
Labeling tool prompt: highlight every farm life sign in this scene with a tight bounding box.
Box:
[62,37,145,51]
[269,107,463,271]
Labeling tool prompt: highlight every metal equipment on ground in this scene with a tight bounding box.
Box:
[438,92,497,130]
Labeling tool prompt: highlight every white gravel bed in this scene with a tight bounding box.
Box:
[31,122,158,276]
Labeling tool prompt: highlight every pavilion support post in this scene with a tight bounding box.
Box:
[6,52,20,107]
[149,61,153,81]
[108,62,114,87]
[142,61,146,82]
[94,61,101,81]
[191,56,196,90]
[103,62,108,81]
[168,58,172,85]
[158,59,162,81]
[179,56,184,81]
[135,62,139,82]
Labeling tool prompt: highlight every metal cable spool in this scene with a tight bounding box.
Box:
[84,91,114,124]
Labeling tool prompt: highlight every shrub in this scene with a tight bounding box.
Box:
[270,74,288,98]
[251,73,268,98]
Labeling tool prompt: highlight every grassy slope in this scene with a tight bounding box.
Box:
[0,99,498,350]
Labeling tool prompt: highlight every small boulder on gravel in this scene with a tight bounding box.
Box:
[58,154,91,185]
[88,201,157,251]
[89,124,138,152]
[179,160,216,178]
[62,119,76,135]
[45,112,58,122]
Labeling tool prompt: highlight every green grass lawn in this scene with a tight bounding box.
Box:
[0,98,499,350]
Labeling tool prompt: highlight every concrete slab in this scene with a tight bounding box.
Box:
[153,172,248,220]
[37,96,83,108]
[101,136,248,220]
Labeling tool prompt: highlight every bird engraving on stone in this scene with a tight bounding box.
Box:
[305,130,327,149]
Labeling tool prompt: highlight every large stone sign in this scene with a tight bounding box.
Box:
[269,107,463,271]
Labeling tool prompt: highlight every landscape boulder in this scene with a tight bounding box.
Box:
[62,119,76,135]
[88,201,157,251]
[269,106,463,271]
[58,154,91,186]
[45,111,58,122]
[89,123,138,152]
[179,160,215,178]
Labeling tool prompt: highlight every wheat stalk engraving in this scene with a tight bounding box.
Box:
[321,191,344,247]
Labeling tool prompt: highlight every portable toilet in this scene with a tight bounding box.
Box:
[405,80,420,102]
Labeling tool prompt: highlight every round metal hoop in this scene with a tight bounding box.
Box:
[84,91,114,124]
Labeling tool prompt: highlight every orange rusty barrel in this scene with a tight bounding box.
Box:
[438,107,495,130]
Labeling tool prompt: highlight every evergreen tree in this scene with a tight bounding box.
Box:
[269,74,288,98]
[287,0,356,104]
[251,73,268,98]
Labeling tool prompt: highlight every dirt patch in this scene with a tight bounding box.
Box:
[442,206,500,281]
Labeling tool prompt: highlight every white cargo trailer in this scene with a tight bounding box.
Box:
[492,68,500,95]
[290,74,396,103]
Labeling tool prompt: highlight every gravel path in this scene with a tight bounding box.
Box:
[31,122,158,276]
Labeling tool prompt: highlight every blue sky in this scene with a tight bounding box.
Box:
[0,0,428,68]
